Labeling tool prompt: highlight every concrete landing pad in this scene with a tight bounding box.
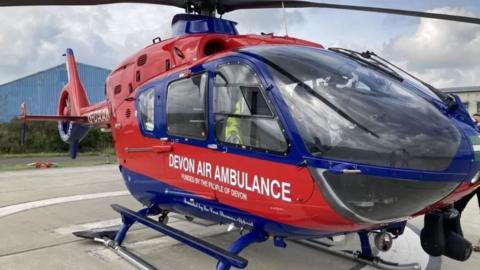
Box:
[0,165,478,270]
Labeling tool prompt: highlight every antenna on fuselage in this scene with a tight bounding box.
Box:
[281,1,289,37]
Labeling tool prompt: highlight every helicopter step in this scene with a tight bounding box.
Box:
[73,204,263,270]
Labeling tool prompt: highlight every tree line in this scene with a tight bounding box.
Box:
[0,118,112,155]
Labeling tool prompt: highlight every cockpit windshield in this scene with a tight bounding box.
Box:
[240,45,461,171]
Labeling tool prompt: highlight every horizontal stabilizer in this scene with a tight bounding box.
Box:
[20,102,88,123]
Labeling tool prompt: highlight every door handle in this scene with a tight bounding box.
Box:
[328,163,362,175]
[152,145,173,153]
[124,145,172,153]
[341,169,362,174]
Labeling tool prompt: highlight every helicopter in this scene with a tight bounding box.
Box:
[7,0,480,269]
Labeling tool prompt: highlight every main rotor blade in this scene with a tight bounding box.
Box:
[220,1,480,25]
[0,0,185,8]
[1,1,479,25]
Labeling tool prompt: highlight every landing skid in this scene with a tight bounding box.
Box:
[74,204,267,270]
[74,204,421,270]
[295,237,421,270]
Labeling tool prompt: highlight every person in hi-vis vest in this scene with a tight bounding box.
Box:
[225,100,243,144]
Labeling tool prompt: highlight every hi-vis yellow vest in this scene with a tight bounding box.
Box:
[225,102,243,144]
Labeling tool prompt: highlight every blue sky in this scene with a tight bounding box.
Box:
[0,0,479,87]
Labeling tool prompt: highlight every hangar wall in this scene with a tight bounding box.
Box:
[1,63,479,123]
[0,63,110,122]
[442,86,480,116]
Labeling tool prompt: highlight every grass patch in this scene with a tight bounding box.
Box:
[0,150,115,159]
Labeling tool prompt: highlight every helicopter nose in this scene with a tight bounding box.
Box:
[310,168,461,223]
[306,106,471,223]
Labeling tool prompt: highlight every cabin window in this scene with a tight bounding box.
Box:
[214,64,287,153]
[166,73,207,139]
[138,88,155,131]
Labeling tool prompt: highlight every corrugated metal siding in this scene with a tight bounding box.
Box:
[0,63,110,122]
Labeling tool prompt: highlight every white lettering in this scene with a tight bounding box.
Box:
[205,162,212,178]
[282,182,291,202]
[170,155,292,202]
[197,161,204,176]
[252,175,260,194]
[271,180,281,199]
[168,154,195,173]
[260,177,270,197]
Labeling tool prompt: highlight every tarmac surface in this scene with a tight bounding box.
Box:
[0,165,478,270]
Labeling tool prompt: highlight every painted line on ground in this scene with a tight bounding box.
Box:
[53,218,123,236]
[0,191,129,218]
[53,215,185,236]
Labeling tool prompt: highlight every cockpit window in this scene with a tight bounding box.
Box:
[215,65,272,117]
[138,88,155,132]
[241,45,461,171]
[214,63,287,153]
[167,73,207,139]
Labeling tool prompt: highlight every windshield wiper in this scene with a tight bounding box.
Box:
[365,52,457,109]
[330,47,457,110]
[328,47,404,82]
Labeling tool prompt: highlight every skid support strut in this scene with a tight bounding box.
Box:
[114,207,149,245]
[358,231,373,258]
[216,230,268,270]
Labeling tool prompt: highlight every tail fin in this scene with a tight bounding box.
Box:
[58,48,89,116]
[57,49,90,159]
[19,48,109,159]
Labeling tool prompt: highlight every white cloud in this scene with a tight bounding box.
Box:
[381,7,480,88]
[0,4,180,84]
[0,3,478,89]
[0,5,305,85]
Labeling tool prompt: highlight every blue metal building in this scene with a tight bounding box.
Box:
[0,63,110,122]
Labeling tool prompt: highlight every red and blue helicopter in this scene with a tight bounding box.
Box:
[7,1,480,269]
